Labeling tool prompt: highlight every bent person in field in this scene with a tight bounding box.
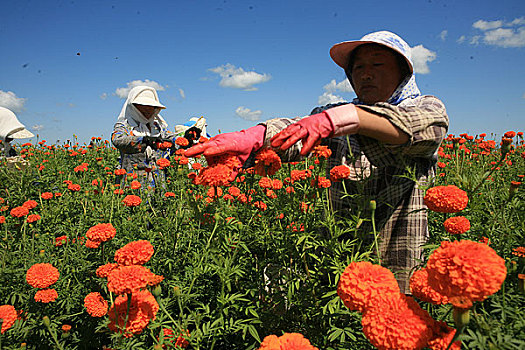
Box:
[0,106,34,168]
[111,86,177,187]
[185,31,449,293]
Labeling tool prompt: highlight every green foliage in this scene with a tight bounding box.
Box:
[0,134,524,349]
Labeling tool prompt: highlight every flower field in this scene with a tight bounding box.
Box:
[0,132,524,350]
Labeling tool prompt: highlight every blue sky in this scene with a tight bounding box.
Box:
[1,0,524,144]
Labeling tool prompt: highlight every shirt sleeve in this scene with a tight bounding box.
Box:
[261,117,305,163]
[111,121,146,154]
[355,95,449,166]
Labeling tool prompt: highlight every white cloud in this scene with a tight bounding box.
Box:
[410,45,437,74]
[470,17,525,48]
[439,30,448,41]
[318,92,346,105]
[473,19,503,31]
[323,79,354,93]
[235,106,262,121]
[482,27,525,48]
[114,79,167,98]
[457,35,466,44]
[0,90,27,113]
[209,64,271,91]
[100,93,108,100]
[179,88,185,99]
[32,124,44,131]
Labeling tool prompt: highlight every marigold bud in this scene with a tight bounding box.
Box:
[173,286,181,297]
[369,200,376,211]
[152,285,162,297]
[518,274,525,295]
[43,316,51,327]
[453,307,470,329]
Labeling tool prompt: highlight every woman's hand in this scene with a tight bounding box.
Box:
[185,125,266,165]
[270,112,334,156]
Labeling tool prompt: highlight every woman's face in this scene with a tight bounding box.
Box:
[350,45,403,104]
[134,104,159,120]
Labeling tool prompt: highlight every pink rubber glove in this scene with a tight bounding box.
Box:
[185,124,266,165]
[271,104,360,156]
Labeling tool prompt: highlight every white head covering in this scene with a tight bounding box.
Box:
[330,31,421,105]
[116,86,168,137]
[0,106,34,141]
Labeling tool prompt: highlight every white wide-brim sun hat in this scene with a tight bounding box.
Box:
[9,127,35,139]
[329,31,414,74]
[131,90,166,109]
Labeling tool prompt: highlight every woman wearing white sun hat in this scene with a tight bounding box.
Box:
[0,106,34,157]
[186,31,449,293]
[111,86,177,186]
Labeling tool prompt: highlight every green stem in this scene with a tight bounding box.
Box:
[45,324,64,350]
[469,155,506,195]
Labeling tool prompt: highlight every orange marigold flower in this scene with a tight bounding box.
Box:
[259,177,272,189]
[362,293,434,350]
[84,292,108,317]
[271,179,283,190]
[427,321,461,350]
[0,305,17,334]
[258,332,319,350]
[175,137,189,147]
[26,263,59,289]
[253,201,267,211]
[130,180,142,190]
[450,296,473,309]
[114,240,154,266]
[311,176,331,188]
[22,200,38,210]
[512,247,525,258]
[424,185,468,213]
[228,186,241,197]
[443,216,470,235]
[164,191,176,198]
[290,169,310,182]
[194,154,241,187]
[26,214,41,223]
[86,223,116,243]
[10,206,29,218]
[107,265,155,295]
[53,235,67,247]
[410,268,449,305]
[207,186,223,198]
[122,195,142,207]
[426,240,507,302]
[62,324,72,332]
[41,192,53,200]
[68,183,81,192]
[108,290,159,337]
[337,261,400,313]
[156,158,171,169]
[34,288,58,303]
[504,131,516,138]
[312,145,332,159]
[85,239,101,248]
[96,263,119,278]
[329,165,351,182]
[160,328,190,348]
[0,216,5,224]
[114,169,127,176]
[254,148,282,177]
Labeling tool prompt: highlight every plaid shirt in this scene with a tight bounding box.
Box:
[263,95,449,293]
